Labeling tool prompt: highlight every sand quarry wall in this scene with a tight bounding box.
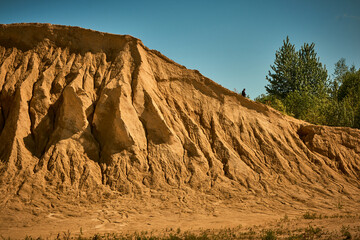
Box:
[0,23,359,210]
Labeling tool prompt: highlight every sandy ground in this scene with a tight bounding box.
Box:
[1,196,359,239]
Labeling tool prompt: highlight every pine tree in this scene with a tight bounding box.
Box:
[297,42,328,97]
[265,37,328,100]
[265,36,298,99]
[263,37,329,123]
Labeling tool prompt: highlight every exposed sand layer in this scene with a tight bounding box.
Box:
[0,23,359,238]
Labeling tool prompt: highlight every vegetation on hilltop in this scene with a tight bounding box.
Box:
[256,37,360,129]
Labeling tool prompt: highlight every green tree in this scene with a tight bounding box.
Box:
[297,42,328,97]
[265,36,298,99]
[338,69,360,128]
[334,58,349,82]
[262,37,329,123]
[321,59,360,128]
[330,58,349,99]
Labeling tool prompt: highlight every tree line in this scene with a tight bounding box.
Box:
[256,37,360,129]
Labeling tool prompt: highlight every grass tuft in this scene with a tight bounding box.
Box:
[303,212,317,219]
[262,230,277,240]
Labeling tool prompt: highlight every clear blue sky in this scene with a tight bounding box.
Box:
[1,0,359,99]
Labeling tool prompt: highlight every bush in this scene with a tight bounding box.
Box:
[303,212,317,219]
[262,230,277,240]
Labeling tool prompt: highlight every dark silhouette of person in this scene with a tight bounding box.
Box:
[242,88,246,97]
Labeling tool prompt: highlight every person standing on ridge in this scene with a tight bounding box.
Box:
[242,88,246,97]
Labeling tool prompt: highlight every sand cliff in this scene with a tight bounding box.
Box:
[0,23,359,237]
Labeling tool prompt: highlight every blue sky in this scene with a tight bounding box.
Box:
[1,0,359,99]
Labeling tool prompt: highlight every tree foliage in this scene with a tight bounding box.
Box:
[330,67,360,128]
[265,36,298,98]
[259,37,329,123]
[257,37,360,129]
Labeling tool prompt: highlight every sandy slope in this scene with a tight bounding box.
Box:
[0,23,359,238]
